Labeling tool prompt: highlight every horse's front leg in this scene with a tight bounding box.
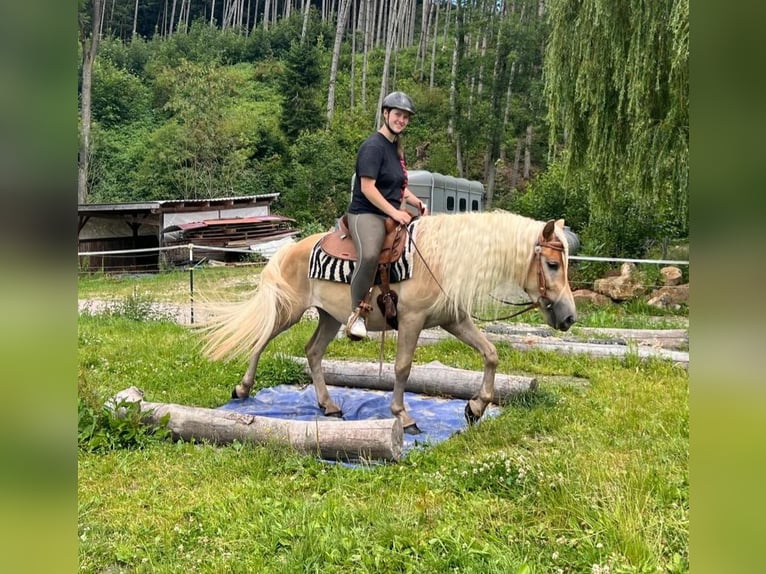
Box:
[441,316,499,425]
[391,317,425,434]
[305,309,343,417]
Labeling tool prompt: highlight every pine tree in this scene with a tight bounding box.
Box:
[279,39,322,140]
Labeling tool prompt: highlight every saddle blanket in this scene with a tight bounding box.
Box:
[308,220,418,284]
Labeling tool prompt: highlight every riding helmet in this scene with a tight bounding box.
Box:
[382,91,415,115]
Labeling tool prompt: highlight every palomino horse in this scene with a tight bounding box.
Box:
[201,211,577,434]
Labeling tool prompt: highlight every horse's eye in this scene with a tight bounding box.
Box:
[546,261,560,272]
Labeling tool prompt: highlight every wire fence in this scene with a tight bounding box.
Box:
[77,243,689,323]
[77,243,690,267]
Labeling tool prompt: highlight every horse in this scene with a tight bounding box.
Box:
[201,211,577,434]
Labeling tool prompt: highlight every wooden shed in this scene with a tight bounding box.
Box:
[78,194,299,272]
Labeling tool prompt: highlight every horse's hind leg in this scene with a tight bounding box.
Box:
[233,312,305,400]
[305,309,343,417]
[441,316,499,424]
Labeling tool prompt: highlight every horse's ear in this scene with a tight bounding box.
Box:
[555,218,565,229]
[542,219,556,241]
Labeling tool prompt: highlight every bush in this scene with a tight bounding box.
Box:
[78,374,170,452]
[92,59,153,127]
[509,160,589,233]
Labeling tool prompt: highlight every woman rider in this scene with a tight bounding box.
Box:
[345,91,429,340]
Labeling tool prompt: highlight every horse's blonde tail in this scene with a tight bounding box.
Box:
[199,249,300,361]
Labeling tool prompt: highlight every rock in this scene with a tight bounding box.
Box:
[572,289,611,306]
[647,284,689,310]
[660,266,683,286]
[593,262,646,301]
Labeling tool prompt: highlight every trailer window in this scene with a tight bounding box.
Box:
[472,199,479,211]
[459,198,467,212]
[446,196,455,211]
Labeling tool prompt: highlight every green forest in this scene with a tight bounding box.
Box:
[78,0,688,259]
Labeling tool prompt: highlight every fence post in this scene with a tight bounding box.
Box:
[188,243,194,324]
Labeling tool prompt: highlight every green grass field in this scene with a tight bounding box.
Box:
[78,269,688,573]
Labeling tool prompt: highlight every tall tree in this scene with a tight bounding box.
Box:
[545,0,689,251]
[375,0,404,127]
[78,0,104,204]
[327,0,353,123]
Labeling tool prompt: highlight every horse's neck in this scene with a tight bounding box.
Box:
[422,214,538,310]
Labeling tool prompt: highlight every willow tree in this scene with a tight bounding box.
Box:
[545,0,689,254]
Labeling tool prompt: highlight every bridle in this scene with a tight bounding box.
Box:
[481,233,566,321]
[534,234,566,306]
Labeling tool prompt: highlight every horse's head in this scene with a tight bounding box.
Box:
[524,219,577,331]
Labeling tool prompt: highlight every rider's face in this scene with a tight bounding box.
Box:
[385,108,411,134]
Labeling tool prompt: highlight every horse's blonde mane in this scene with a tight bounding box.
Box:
[414,211,553,317]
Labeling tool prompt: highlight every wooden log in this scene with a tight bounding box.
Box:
[109,387,403,462]
[290,358,536,404]
[411,329,689,367]
[483,323,688,350]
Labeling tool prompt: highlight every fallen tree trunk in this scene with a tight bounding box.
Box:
[411,330,689,366]
[483,323,689,350]
[290,358,537,404]
[109,387,403,462]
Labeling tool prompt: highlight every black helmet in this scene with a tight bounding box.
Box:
[382,91,415,115]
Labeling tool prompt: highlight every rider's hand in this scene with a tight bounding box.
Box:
[394,209,412,225]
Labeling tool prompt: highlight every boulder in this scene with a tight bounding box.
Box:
[660,266,683,286]
[647,284,689,310]
[572,289,611,306]
[593,262,646,301]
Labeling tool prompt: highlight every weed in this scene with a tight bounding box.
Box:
[78,373,170,452]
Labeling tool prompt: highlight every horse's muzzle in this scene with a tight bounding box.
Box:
[558,313,576,331]
[541,297,576,331]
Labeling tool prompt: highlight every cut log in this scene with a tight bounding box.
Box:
[109,387,403,462]
[483,323,689,350]
[290,358,536,404]
[410,330,689,367]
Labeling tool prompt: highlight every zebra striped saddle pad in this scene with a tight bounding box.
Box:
[308,220,418,284]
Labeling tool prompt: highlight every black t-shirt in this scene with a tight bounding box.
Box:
[348,132,405,215]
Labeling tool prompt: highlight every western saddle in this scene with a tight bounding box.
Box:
[319,214,412,330]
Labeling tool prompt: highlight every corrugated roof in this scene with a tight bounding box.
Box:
[166,215,294,232]
[79,193,280,212]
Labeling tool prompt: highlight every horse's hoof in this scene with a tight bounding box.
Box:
[464,403,481,426]
[231,388,240,400]
[403,423,422,435]
[324,409,343,418]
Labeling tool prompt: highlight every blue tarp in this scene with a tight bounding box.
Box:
[218,384,500,460]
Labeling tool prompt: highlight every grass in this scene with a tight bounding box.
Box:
[77,270,688,573]
[77,266,265,305]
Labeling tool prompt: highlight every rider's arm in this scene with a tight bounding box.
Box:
[360,177,412,224]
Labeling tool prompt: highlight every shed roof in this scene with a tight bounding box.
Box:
[78,193,280,214]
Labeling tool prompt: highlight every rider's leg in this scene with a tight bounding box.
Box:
[347,213,386,338]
